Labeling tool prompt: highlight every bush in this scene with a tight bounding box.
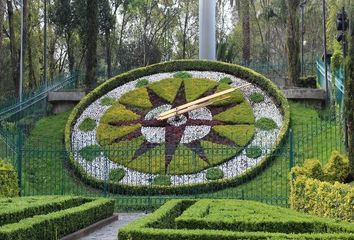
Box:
[290,154,353,222]
[79,118,96,132]
[246,146,262,159]
[255,118,277,130]
[173,71,192,79]
[100,97,116,106]
[0,198,114,240]
[323,151,350,182]
[65,60,290,195]
[219,77,232,85]
[0,159,18,198]
[0,196,89,226]
[152,175,171,186]
[249,92,265,103]
[119,199,354,240]
[136,79,149,88]
[109,168,125,182]
[206,168,224,180]
[297,75,317,89]
[79,145,102,161]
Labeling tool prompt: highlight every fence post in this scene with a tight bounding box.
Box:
[16,126,23,196]
[289,129,294,169]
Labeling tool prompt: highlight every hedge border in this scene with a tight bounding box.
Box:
[65,60,290,195]
[0,196,90,226]
[119,200,354,240]
[0,198,114,240]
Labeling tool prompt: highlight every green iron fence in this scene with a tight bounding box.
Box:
[0,115,345,211]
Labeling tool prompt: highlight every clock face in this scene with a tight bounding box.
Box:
[72,71,283,186]
[96,77,255,175]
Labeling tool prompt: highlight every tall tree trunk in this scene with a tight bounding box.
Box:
[346,3,354,177]
[241,0,250,65]
[105,30,112,78]
[7,0,19,92]
[85,0,98,89]
[182,1,190,59]
[27,9,36,88]
[0,0,4,89]
[286,0,300,87]
[66,33,75,72]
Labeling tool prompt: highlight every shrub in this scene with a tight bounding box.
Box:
[255,118,277,130]
[79,118,96,132]
[119,199,354,240]
[119,88,153,109]
[152,175,171,186]
[173,71,192,79]
[109,168,125,182]
[136,79,149,88]
[147,78,183,103]
[323,151,350,183]
[211,83,244,106]
[0,196,89,226]
[206,168,224,180]
[213,125,255,147]
[184,78,218,102]
[246,146,262,159]
[0,198,114,240]
[0,160,18,198]
[297,75,317,88]
[302,159,324,180]
[100,97,116,106]
[213,102,255,124]
[79,145,102,161]
[249,92,265,103]
[219,77,232,85]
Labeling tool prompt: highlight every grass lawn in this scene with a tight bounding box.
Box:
[18,101,344,210]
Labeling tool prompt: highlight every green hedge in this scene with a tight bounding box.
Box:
[290,153,353,222]
[0,159,18,198]
[0,198,114,240]
[0,196,90,226]
[119,199,354,240]
[175,199,354,233]
[65,60,290,195]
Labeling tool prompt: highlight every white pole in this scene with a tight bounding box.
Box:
[199,0,216,60]
[19,0,24,103]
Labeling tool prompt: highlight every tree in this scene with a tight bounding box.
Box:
[0,0,4,87]
[240,0,250,65]
[286,0,301,86]
[345,2,354,177]
[7,0,19,92]
[86,0,98,88]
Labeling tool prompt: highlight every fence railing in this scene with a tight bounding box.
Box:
[0,114,344,211]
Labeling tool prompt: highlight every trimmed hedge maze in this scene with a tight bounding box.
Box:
[0,196,114,240]
[119,199,354,240]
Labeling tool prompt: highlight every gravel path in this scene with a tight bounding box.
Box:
[79,213,147,240]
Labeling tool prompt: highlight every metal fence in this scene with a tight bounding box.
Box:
[0,115,344,211]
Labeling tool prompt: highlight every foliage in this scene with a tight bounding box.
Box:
[213,102,255,124]
[100,104,140,124]
[184,78,218,102]
[119,87,153,109]
[255,118,278,130]
[246,146,262,159]
[0,159,18,198]
[219,77,232,85]
[152,175,171,186]
[100,97,116,106]
[211,83,244,106]
[297,76,317,89]
[323,151,350,183]
[79,118,96,132]
[136,79,149,88]
[65,60,290,195]
[213,125,255,147]
[97,123,141,145]
[109,168,125,182]
[249,92,265,103]
[0,196,89,226]
[173,72,192,79]
[0,198,114,240]
[147,78,183,103]
[290,153,353,222]
[201,141,242,166]
[119,199,354,240]
[79,145,102,161]
[206,168,224,180]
